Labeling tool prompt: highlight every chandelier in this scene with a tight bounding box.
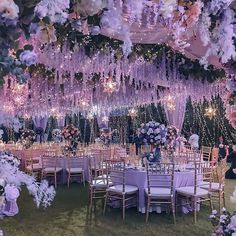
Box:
[204,106,216,119]
[102,76,119,95]
[128,108,138,119]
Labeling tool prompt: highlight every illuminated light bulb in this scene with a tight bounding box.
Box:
[128,108,138,118]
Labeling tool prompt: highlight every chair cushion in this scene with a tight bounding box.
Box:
[176,186,209,197]
[43,167,62,173]
[200,182,223,191]
[26,163,42,171]
[92,179,112,188]
[145,187,172,198]
[107,184,138,194]
[66,168,83,173]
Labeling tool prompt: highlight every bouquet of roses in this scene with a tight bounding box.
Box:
[165,126,178,152]
[52,129,62,143]
[62,124,80,152]
[100,128,111,146]
[139,121,167,146]
[20,129,36,149]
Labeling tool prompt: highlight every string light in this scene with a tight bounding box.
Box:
[128,108,138,119]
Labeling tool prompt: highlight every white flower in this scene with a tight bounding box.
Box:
[35,0,70,24]
[77,0,106,17]
[210,214,216,219]
[212,210,217,215]
[222,207,226,212]
[0,0,19,20]
[159,0,177,18]
[148,128,153,134]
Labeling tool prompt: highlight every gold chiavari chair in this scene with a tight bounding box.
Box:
[200,158,227,213]
[176,161,213,224]
[211,147,219,162]
[25,149,42,176]
[88,156,111,210]
[185,144,192,151]
[114,147,127,159]
[41,156,62,188]
[201,146,212,162]
[103,159,138,220]
[101,148,111,160]
[66,157,85,188]
[145,162,175,224]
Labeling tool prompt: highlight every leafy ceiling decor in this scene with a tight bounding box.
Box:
[0,0,235,86]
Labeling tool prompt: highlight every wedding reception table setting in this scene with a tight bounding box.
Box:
[1,0,236,235]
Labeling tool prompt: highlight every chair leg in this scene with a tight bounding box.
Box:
[82,172,85,187]
[146,197,150,223]
[193,197,197,224]
[67,173,70,188]
[219,192,221,214]
[103,192,108,215]
[89,188,93,212]
[54,173,57,188]
[222,191,226,208]
[209,196,213,212]
[122,194,125,221]
[171,197,176,225]
[137,192,139,212]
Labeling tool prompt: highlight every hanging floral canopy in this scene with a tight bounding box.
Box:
[0,0,236,127]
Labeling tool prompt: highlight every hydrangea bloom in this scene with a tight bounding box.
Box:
[19,50,38,66]
[0,0,19,20]
[34,0,70,24]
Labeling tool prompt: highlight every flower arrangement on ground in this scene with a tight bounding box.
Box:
[62,124,80,153]
[0,152,20,166]
[52,129,62,143]
[0,152,55,216]
[210,187,236,235]
[20,129,36,149]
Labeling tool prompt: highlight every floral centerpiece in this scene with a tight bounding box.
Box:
[52,129,62,143]
[139,121,167,147]
[62,124,80,154]
[20,129,36,149]
[165,126,178,153]
[0,152,55,215]
[100,128,111,147]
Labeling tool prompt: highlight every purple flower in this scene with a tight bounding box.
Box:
[19,50,38,66]
[227,79,236,92]
[90,26,100,35]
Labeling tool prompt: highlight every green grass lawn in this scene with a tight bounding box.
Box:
[1,179,236,236]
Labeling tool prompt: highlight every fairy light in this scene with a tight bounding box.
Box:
[128,107,138,119]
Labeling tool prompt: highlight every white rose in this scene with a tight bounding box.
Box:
[0,0,19,20]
